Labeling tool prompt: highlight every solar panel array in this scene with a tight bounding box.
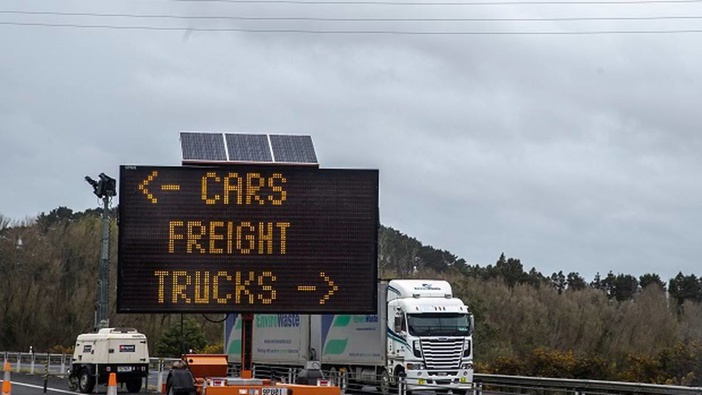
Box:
[180,132,318,166]
[180,132,228,162]
[270,135,318,164]
[226,133,272,163]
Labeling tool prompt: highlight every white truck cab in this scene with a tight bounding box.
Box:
[68,327,150,393]
[386,280,474,393]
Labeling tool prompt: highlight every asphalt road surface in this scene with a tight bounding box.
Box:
[1,372,156,395]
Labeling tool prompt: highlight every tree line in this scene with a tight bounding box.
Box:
[380,226,702,307]
[2,208,702,385]
[379,226,702,385]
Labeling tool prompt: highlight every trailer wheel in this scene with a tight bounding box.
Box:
[126,378,143,393]
[78,369,95,394]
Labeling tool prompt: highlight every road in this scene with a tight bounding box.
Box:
[1,372,157,395]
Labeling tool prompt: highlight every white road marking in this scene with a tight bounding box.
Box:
[1,379,76,394]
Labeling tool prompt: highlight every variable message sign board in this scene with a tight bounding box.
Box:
[117,165,378,313]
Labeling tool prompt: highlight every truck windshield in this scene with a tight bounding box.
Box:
[406,313,470,336]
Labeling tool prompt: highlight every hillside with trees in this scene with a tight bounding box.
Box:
[2,208,702,384]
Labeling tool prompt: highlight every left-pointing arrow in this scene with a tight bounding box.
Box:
[138,171,181,204]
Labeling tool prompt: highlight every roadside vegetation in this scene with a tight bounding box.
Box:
[2,208,702,384]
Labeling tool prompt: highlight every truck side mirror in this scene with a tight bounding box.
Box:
[470,315,475,335]
[394,315,403,333]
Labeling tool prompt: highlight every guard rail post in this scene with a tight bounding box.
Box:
[60,353,67,374]
[339,370,347,394]
[30,351,36,374]
[473,380,482,395]
[43,353,49,393]
[17,353,21,373]
[398,371,407,395]
[157,359,164,393]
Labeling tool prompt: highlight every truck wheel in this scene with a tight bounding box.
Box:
[126,378,143,393]
[78,369,95,394]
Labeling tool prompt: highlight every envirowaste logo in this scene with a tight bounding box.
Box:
[323,315,350,355]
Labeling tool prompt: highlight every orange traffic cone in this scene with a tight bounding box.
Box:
[107,373,117,395]
[1,361,11,395]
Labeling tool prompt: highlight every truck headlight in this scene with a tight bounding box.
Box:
[412,340,422,358]
[461,362,473,370]
[406,362,425,370]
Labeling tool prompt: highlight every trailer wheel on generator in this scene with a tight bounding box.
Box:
[78,369,95,394]
[126,378,143,393]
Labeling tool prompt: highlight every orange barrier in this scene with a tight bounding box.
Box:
[106,373,117,395]
[203,383,340,395]
[1,361,11,395]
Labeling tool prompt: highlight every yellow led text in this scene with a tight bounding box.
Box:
[201,172,286,206]
[168,221,290,255]
[154,270,277,305]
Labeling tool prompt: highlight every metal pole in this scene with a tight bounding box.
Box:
[398,373,406,395]
[181,314,185,356]
[43,353,49,393]
[157,360,164,393]
[97,196,110,329]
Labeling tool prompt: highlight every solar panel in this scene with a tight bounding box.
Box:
[180,132,227,162]
[225,133,273,163]
[270,135,318,164]
[180,132,318,166]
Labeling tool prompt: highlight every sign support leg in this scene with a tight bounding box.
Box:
[241,313,253,379]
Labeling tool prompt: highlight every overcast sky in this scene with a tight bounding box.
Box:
[2,0,702,282]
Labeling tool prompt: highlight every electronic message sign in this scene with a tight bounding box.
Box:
[117,165,378,313]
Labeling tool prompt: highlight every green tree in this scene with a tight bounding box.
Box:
[600,272,639,301]
[156,317,208,357]
[524,267,547,288]
[590,272,603,290]
[639,273,666,291]
[496,254,526,288]
[669,272,702,307]
[566,272,587,291]
[550,271,566,294]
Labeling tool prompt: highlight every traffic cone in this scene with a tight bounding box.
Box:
[107,373,117,395]
[2,361,11,395]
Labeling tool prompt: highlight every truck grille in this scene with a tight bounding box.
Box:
[421,338,463,370]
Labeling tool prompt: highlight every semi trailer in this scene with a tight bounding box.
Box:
[225,279,474,395]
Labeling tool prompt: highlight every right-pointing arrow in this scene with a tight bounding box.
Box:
[319,272,339,304]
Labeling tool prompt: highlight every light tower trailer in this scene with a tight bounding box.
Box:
[68,327,150,393]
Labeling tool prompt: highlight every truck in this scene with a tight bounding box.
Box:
[68,327,150,393]
[225,279,474,395]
